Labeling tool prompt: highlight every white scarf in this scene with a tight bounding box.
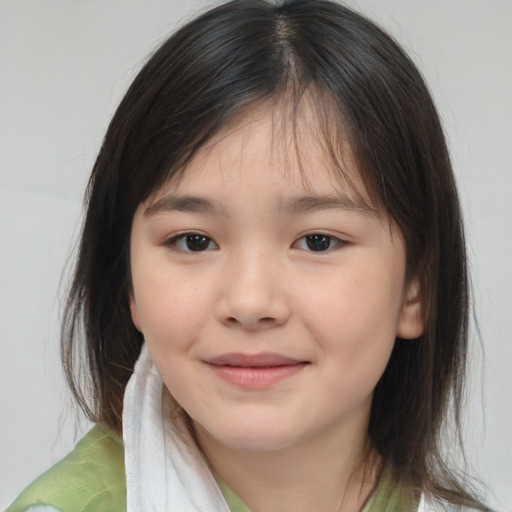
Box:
[123,344,231,512]
[122,344,443,512]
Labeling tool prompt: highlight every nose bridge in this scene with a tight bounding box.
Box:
[216,244,290,329]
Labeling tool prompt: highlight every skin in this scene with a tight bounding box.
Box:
[129,103,423,511]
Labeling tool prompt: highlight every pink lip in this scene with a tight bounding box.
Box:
[204,353,309,389]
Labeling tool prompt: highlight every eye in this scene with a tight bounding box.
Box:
[167,233,218,252]
[294,234,345,252]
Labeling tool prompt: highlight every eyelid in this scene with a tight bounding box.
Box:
[292,232,348,252]
[163,230,219,252]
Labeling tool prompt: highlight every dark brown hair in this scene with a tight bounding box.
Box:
[62,0,486,508]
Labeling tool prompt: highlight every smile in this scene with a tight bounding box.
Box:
[204,353,309,389]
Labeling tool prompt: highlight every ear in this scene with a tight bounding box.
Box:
[129,292,143,332]
[397,276,424,339]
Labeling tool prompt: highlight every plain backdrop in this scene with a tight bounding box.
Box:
[1,1,510,510]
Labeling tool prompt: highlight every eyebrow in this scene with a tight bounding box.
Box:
[284,195,378,218]
[145,195,228,217]
[144,193,377,218]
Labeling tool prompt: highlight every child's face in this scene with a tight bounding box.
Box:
[129,104,422,453]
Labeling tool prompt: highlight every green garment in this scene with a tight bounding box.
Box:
[6,425,249,512]
[6,425,414,512]
[6,425,126,512]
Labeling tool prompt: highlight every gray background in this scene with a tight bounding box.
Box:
[1,1,510,510]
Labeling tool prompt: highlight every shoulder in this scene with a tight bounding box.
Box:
[6,425,126,512]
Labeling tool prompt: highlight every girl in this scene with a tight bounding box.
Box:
[6,0,494,510]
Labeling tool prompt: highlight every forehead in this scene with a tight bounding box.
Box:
[149,100,375,213]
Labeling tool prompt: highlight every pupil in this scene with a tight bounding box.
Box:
[186,235,209,251]
[306,234,330,251]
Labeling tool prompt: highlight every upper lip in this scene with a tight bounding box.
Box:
[204,353,307,367]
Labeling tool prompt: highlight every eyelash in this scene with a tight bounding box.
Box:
[293,234,346,252]
[164,232,347,253]
[165,232,219,252]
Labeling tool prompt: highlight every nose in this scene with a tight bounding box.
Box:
[215,251,291,331]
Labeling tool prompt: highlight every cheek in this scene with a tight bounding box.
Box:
[300,259,403,381]
[306,267,403,341]
[134,281,210,402]
[131,265,211,353]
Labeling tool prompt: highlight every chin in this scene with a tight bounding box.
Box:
[199,420,303,453]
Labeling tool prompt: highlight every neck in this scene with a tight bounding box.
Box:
[194,419,379,512]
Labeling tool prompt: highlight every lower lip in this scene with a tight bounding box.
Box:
[207,363,307,389]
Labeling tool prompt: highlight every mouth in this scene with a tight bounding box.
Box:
[204,353,310,389]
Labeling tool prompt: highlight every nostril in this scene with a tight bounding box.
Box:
[226,316,274,322]
[224,315,277,329]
